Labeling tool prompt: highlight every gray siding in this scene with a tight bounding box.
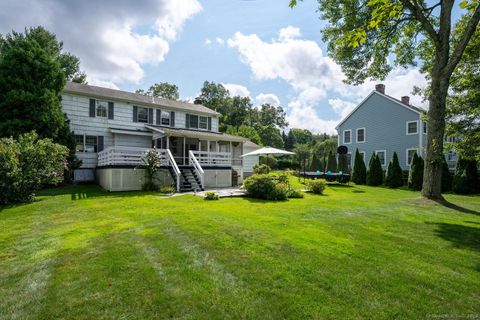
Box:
[337,92,424,171]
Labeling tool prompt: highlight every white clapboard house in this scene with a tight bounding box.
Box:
[62,82,260,192]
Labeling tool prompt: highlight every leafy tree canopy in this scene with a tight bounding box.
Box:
[289,0,480,199]
[136,82,179,100]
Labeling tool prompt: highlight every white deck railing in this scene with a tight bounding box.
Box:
[189,151,204,189]
[98,146,168,166]
[166,149,181,192]
[191,151,233,166]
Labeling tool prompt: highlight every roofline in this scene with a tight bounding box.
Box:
[63,83,220,117]
[335,90,423,130]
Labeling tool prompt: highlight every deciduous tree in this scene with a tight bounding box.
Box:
[290,0,480,199]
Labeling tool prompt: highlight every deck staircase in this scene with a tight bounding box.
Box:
[179,167,204,192]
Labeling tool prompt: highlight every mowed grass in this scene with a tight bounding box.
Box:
[0,182,479,319]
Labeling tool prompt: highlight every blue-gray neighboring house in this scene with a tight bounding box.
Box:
[336,84,443,172]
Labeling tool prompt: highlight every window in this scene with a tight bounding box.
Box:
[96,100,107,118]
[406,148,418,166]
[406,121,418,135]
[85,136,98,153]
[137,107,148,123]
[75,135,84,152]
[423,122,427,134]
[356,128,366,143]
[218,141,230,152]
[376,150,386,166]
[161,111,170,126]
[199,116,208,129]
[75,135,98,153]
[343,130,351,144]
[189,114,199,128]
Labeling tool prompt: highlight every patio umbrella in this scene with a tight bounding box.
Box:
[241,146,295,157]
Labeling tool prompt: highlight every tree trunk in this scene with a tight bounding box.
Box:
[422,74,449,200]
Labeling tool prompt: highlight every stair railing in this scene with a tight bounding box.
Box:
[166,149,181,192]
[189,150,204,189]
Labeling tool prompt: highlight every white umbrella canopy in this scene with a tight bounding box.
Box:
[241,146,295,157]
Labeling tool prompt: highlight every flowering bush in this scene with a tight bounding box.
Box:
[204,192,219,200]
[0,132,68,204]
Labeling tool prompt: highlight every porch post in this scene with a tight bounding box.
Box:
[166,135,169,149]
[183,136,186,165]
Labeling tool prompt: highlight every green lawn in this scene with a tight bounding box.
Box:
[1,183,479,319]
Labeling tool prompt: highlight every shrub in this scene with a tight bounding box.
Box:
[453,158,479,194]
[286,189,304,198]
[385,152,403,188]
[366,153,383,186]
[159,185,176,194]
[441,159,453,192]
[408,152,424,191]
[0,132,68,204]
[326,151,337,172]
[310,153,323,171]
[306,179,326,194]
[243,174,287,200]
[253,163,271,174]
[337,153,349,173]
[337,174,350,184]
[352,149,367,185]
[259,156,277,168]
[204,192,219,200]
[140,149,163,191]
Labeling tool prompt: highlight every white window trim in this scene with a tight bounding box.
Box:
[406,148,418,167]
[422,121,427,134]
[375,149,387,166]
[356,128,366,143]
[343,129,352,144]
[406,120,419,135]
[347,152,352,168]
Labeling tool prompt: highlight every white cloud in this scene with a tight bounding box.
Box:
[204,38,212,46]
[216,37,225,45]
[255,93,280,106]
[227,26,427,133]
[0,0,202,86]
[223,83,251,98]
[278,26,301,42]
[88,79,120,90]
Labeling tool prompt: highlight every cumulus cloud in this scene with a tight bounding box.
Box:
[223,83,251,98]
[0,0,202,85]
[216,37,225,45]
[204,38,212,46]
[227,27,427,133]
[255,93,280,106]
[278,26,301,41]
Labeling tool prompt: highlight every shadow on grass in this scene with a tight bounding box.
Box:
[36,184,167,201]
[351,190,366,193]
[427,221,480,252]
[433,199,480,215]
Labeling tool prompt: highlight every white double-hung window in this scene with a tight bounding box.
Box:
[343,130,351,144]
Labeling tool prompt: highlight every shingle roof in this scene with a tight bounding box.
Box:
[64,82,219,116]
[145,125,247,142]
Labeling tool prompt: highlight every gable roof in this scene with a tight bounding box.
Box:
[335,90,426,130]
[63,82,219,116]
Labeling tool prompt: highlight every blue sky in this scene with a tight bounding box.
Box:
[0,0,428,133]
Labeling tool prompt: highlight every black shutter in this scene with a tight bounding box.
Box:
[133,106,138,122]
[185,114,190,128]
[97,136,104,152]
[156,109,161,125]
[170,111,175,127]
[108,102,114,120]
[148,108,153,124]
[208,117,212,131]
[89,99,96,117]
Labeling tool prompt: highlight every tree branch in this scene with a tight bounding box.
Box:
[445,3,480,76]
[399,0,438,41]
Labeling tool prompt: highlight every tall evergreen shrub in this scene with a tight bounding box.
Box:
[337,153,349,173]
[408,152,424,191]
[352,149,366,185]
[326,151,337,172]
[441,158,453,192]
[385,152,403,188]
[453,158,479,194]
[367,153,383,186]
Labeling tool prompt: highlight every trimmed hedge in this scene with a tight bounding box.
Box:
[306,179,326,194]
[453,158,479,194]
